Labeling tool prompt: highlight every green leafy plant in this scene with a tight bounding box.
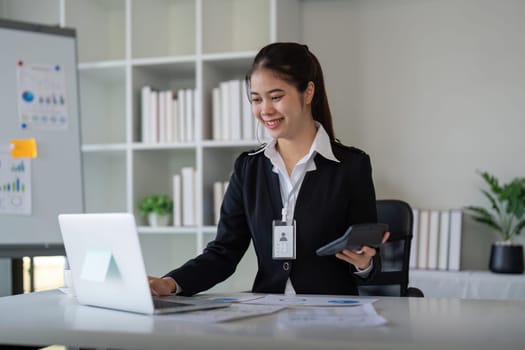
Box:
[465,171,525,242]
[138,194,173,216]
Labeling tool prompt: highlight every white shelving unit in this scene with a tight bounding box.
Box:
[0,0,302,265]
[410,269,525,300]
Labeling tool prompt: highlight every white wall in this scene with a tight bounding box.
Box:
[302,0,525,269]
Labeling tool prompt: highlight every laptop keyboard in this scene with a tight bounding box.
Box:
[153,299,188,309]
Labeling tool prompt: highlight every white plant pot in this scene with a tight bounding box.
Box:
[147,213,171,227]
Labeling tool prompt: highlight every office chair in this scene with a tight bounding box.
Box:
[358,199,424,297]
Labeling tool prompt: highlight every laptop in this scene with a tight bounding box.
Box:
[58,212,230,315]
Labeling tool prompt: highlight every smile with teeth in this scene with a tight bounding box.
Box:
[264,117,284,128]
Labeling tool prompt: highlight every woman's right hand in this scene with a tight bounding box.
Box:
[148,276,176,296]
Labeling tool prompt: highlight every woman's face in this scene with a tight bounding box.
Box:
[250,68,314,141]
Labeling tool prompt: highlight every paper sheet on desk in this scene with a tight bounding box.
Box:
[206,295,265,303]
[277,304,387,328]
[239,294,376,307]
[161,304,286,323]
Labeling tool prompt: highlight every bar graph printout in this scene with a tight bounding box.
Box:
[0,154,31,215]
[16,62,69,131]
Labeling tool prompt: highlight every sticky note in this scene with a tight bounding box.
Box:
[80,249,120,282]
[10,138,38,158]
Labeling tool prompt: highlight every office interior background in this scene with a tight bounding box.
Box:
[1,0,524,296]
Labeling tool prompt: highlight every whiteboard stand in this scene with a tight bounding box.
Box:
[0,20,84,294]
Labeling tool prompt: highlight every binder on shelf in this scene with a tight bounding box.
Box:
[448,209,463,271]
[165,90,174,143]
[242,81,253,141]
[158,91,167,143]
[409,208,419,269]
[220,81,231,141]
[229,80,242,141]
[173,174,182,227]
[177,89,186,142]
[171,97,179,143]
[141,86,151,143]
[438,210,451,270]
[212,87,221,140]
[427,210,440,270]
[149,90,159,143]
[181,167,196,226]
[213,181,223,225]
[417,209,430,269]
[185,88,194,142]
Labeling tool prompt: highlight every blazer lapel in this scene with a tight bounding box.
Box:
[295,155,331,216]
[263,157,283,220]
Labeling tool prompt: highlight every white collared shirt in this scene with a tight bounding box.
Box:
[264,122,339,224]
[263,122,372,294]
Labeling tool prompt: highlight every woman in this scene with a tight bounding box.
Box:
[149,42,388,296]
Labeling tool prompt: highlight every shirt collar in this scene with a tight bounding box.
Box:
[312,122,340,163]
[263,122,340,165]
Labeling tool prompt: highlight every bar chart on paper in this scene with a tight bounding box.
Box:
[0,155,31,215]
[2,178,26,192]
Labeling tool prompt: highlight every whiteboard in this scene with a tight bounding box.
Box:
[0,19,84,245]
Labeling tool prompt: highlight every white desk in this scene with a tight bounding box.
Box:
[410,269,525,300]
[1,290,524,350]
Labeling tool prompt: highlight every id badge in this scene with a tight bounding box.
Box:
[272,220,296,259]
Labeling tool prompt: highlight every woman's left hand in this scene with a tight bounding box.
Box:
[335,231,390,270]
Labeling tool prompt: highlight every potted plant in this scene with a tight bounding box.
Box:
[464,171,525,273]
[138,194,173,227]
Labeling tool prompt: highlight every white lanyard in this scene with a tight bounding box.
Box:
[280,167,309,223]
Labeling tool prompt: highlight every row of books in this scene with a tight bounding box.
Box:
[410,208,463,271]
[211,79,259,141]
[141,86,197,144]
[141,82,269,145]
[172,167,197,226]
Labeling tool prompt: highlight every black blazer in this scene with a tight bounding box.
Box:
[166,142,379,296]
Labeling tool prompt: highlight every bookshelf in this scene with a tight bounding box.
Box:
[0,0,302,273]
[409,269,525,300]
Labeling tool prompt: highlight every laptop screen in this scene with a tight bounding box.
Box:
[58,213,156,314]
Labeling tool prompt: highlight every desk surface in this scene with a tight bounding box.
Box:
[1,290,524,350]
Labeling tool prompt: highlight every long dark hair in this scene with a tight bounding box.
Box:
[245,42,336,141]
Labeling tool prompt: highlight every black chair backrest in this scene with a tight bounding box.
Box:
[358,199,422,297]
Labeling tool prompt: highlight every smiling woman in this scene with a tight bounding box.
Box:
[149,42,388,298]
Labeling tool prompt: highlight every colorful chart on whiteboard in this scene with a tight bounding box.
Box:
[16,61,69,130]
[0,154,32,215]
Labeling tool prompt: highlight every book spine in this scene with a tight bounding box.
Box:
[140,86,151,143]
[212,87,221,140]
[172,174,181,226]
[241,81,253,140]
[229,80,242,140]
[177,89,186,142]
[213,181,223,225]
[427,210,440,269]
[438,210,451,270]
[417,209,430,269]
[448,209,463,271]
[165,90,173,144]
[150,89,158,143]
[185,88,194,142]
[181,167,195,226]
[220,81,231,141]
[158,91,166,143]
[409,208,419,269]
[171,97,179,143]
